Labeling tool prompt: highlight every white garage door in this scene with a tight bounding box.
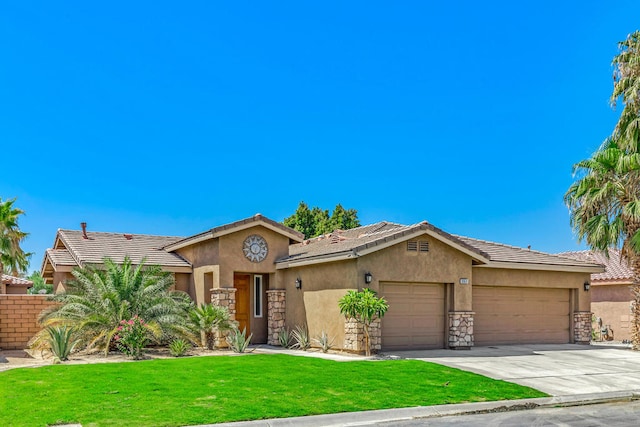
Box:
[381,282,445,350]
[473,286,571,346]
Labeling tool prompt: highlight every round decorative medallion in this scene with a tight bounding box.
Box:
[243,234,268,263]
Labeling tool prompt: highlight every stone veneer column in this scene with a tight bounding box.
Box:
[343,318,381,354]
[573,311,592,344]
[211,288,237,348]
[448,311,474,349]
[267,290,286,346]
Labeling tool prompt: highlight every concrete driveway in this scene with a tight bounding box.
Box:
[383,343,640,396]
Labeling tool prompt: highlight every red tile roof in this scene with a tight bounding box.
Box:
[557,248,635,282]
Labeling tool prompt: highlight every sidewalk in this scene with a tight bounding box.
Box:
[200,391,640,427]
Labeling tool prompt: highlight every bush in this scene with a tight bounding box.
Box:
[227,327,253,353]
[114,316,149,359]
[169,339,190,357]
[291,325,310,351]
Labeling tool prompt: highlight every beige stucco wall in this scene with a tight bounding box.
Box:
[592,284,632,342]
[472,268,592,311]
[278,235,476,349]
[279,259,356,347]
[357,236,474,310]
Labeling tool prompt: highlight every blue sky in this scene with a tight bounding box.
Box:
[2,2,639,273]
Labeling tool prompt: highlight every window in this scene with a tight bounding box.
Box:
[254,275,263,317]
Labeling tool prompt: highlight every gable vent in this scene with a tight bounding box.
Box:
[419,241,430,252]
[407,241,418,251]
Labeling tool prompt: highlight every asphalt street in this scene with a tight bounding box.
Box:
[375,400,640,426]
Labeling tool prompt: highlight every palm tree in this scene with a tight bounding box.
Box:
[37,256,193,355]
[611,31,640,153]
[188,303,233,350]
[0,197,31,275]
[565,138,640,349]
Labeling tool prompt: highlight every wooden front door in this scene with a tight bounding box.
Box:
[234,274,251,335]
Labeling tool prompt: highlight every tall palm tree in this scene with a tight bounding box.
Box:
[611,31,640,153]
[565,138,640,349]
[38,257,193,355]
[0,197,31,276]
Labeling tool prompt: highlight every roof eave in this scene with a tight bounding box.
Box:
[165,217,304,252]
[475,261,605,273]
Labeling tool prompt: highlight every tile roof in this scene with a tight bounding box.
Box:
[278,220,602,271]
[45,248,78,267]
[57,229,192,269]
[557,248,635,282]
[1,274,32,286]
[457,236,603,269]
[279,221,490,264]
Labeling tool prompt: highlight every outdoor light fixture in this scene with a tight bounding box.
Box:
[295,278,302,289]
[364,272,373,284]
[584,282,590,291]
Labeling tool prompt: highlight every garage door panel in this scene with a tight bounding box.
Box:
[381,282,445,350]
[474,286,570,346]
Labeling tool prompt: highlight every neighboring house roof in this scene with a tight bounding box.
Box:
[164,214,305,252]
[51,229,192,271]
[458,236,604,273]
[558,248,635,282]
[1,274,32,287]
[277,221,491,268]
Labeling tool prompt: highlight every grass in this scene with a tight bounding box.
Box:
[0,354,546,427]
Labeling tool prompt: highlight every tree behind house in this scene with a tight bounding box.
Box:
[283,201,361,239]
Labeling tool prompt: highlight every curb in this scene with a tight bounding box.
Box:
[199,390,640,427]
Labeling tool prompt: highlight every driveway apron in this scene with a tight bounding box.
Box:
[383,344,640,395]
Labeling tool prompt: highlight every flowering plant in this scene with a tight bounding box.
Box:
[114,315,149,359]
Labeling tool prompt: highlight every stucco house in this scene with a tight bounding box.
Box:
[1,274,32,294]
[559,249,634,342]
[41,214,603,352]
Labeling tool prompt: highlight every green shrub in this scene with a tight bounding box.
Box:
[278,328,291,348]
[227,327,253,353]
[291,325,310,351]
[114,316,149,360]
[313,330,334,353]
[169,339,190,357]
[46,325,79,362]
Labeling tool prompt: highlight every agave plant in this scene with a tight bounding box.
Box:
[313,330,335,353]
[291,325,311,350]
[46,325,80,362]
[169,339,191,357]
[226,326,253,353]
[37,256,193,355]
[278,327,291,348]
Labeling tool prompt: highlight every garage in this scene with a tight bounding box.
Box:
[473,286,571,346]
[380,282,445,350]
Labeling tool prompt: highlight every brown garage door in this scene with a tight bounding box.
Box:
[473,286,570,346]
[381,282,445,350]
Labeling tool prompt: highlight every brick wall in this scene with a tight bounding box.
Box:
[0,295,57,350]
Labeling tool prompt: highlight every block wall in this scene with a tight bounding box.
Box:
[0,295,56,350]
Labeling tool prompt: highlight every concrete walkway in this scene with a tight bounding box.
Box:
[386,343,640,395]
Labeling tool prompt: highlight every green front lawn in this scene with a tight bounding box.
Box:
[1,354,546,427]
